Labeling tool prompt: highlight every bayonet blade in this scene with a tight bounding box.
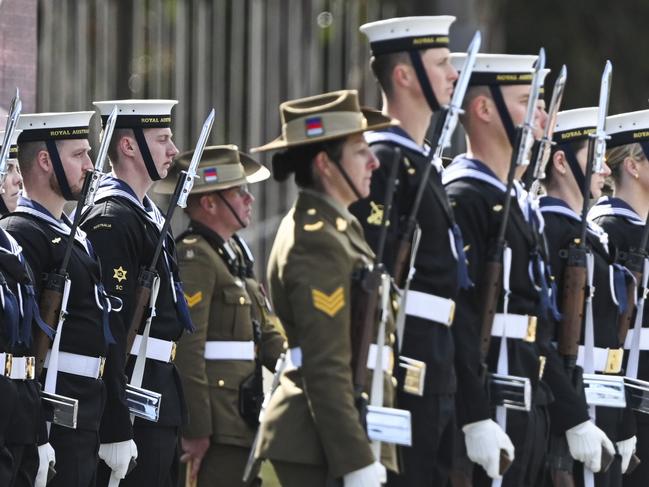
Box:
[0,88,22,192]
[533,65,567,179]
[592,60,612,173]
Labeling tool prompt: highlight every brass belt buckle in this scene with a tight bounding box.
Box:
[25,356,35,380]
[399,356,426,396]
[605,348,624,374]
[99,356,106,378]
[4,353,12,377]
[524,316,537,343]
[170,342,177,362]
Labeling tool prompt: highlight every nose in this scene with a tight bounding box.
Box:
[83,154,94,171]
[368,151,380,171]
[600,160,612,176]
[168,140,179,158]
[448,63,459,82]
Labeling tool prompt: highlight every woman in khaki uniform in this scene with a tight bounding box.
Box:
[156,146,286,486]
[251,90,399,487]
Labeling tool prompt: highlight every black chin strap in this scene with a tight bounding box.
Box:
[640,142,649,161]
[216,191,247,229]
[332,160,363,202]
[45,140,74,200]
[560,143,589,198]
[488,85,517,148]
[132,128,161,181]
[408,50,441,112]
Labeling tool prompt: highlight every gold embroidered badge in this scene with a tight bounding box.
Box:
[336,218,348,232]
[184,291,203,308]
[303,221,324,232]
[113,266,127,283]
[311,286,345,317]
[366,201,384,226]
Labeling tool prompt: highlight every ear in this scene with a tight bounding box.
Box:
[392,63,412,90]
[312,151,332,178]
[622,156,640,179]
[471,95,492,124]
[551,150,568,176]
[118,135,137,158]
[36,149,51,172]
[199,193,217,212]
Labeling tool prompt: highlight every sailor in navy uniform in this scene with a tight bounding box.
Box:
[444,53,610,486]
[350,17,470,486]
[2,111,123,487]
[81,100,192,487]
[588,109,649,486]
[541,108,631,486]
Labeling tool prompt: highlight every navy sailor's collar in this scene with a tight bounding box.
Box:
[588,196,645,226]
[442,155,508,193]
[541,195,609,248]
[364,126,432,158]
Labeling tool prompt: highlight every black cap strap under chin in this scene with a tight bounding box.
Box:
[332,159,363,202]
[488,85,517,148]
[132,128,161,181]
[408,50,441,112]
[45,140,75,200]
[216,191,247,229]
[560,142,588,198]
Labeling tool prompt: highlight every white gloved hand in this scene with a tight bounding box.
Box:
[616,436,637,473]
[343,461,385,487]
[98,440,138,479]
[35,443,56,487]
[462,419,515,479]
[565,420,615,472]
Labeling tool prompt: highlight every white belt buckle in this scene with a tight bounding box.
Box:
[366,406,412,446]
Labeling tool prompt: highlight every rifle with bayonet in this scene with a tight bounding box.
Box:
[476,47,546,476]
[0,88,21,190]
[124,109,215,361]
[392,31,481,288]
[525,65,568,196]
[555,62,616,478]
[35,106,119,377]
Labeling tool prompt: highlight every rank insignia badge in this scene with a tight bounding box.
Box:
[311,286,345,317]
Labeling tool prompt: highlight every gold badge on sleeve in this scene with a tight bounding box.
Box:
[311,286,345,317]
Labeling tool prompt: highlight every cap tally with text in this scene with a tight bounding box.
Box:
[154,145,270,195]
[17,112,94,143]
[251,90,396,153]
[605,110,649,148]
[360,16,455,56]
[450,53,537,86]
[553,107,598,144]
[0,129,22,158]
[93,99,178,129]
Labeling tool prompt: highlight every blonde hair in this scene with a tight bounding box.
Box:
[606,142,645,185]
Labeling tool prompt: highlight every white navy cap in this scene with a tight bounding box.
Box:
[552,107,598,144]
[0,129,22,158]
[93,99,178,129]
[360,16,455,56]
[16,112,94,143]
[605,110,649,148]
[451,53,538,86]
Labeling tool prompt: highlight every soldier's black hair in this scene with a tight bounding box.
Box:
[271,138,345,188]
[370,52,411,99]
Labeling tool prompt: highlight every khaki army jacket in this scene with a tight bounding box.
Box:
[175,221,285,447]
[257,190,396,478]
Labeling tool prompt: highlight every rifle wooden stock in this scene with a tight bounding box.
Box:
[551,470,576,487]
[35,273,66,376]
[557,261,587,358]
[393,237,411,289]
[479,259,504,361]
[350,268,382,391]
[124,269,156,363]
[618,250,644,346]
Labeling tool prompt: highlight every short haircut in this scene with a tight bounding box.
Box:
[17,140,49,175]
[107,128,134,167]
[370,52,411,99]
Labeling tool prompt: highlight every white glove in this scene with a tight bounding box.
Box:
[98,440,138,479]
[565,420,615,472]
[462,419,515,479]
[35,443,56,487]
[616,436,637,473]
[343,461,385,487]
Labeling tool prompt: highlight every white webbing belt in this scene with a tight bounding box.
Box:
[576,345,624,374]
[287,344,392,372]
[204,340,255,360]
[130,335,175,363]
[491,313,536,341]
[624,327,649,351]
[44,351,104,379]
[404,290,455,327]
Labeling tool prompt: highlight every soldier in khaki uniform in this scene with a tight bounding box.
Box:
[156,145,286,486]
[251,90,400,487]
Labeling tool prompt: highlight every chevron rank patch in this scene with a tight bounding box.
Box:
[184,291,203,308]
[311,286,345,318]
